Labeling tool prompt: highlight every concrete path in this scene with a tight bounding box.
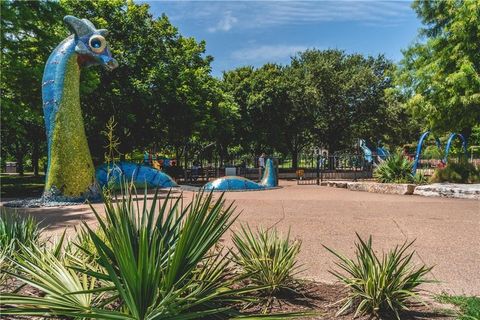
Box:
[2,180,479,296]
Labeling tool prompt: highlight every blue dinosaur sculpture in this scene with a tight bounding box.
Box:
[96,162,178,189]
[204,158,277,191]
[42,16,176,202]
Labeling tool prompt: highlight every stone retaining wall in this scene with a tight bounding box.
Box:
[322,181,480,199]
[414,183,480,200]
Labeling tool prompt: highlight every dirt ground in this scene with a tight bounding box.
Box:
[2,180,479,297]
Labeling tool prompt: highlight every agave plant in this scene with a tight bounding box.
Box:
[324,233,433,319]
[374,153,416,184]
[0,183,262,319]
[231,225,303,298]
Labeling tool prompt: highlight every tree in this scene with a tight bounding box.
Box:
[292,49,398,153]
[60,0,218,163]
[1,1,65,175]
[397,0,480,138]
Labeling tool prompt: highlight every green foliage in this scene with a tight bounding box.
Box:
[430,160,480,184]
[373,153,417,184]
[223,50,405,167]
[324,234,433,319]
[398,0,480,135]
[231,225,302,297]
[1,0,65,174]
[1,184,271,319]
[0,210,42,252]
[0,210,43,288]
[422,145,443,160]
[46,56,96,197]
[1,241,101,317]
[436,294,480,320]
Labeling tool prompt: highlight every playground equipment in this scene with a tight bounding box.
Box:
[412,131,468,175]
[203,158,277,191]
[359,139,390,163]
[443,133,467,163]
[42,16,176,202]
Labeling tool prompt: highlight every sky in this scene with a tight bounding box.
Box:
[145,1,422,77]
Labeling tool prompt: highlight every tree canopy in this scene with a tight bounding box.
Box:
[397,0,480,137]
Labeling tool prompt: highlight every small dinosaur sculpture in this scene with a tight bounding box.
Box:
[204,158,277,191]
[42,16,176,202]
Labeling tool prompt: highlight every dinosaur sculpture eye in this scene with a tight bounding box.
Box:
[89,35,106,53]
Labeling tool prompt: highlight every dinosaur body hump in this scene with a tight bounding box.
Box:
[42,37,98,201]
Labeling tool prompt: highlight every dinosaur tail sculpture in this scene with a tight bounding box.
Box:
[203,158,277,191]
[96,162,178,189]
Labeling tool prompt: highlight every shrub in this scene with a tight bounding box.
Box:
[324,234,433,319]
[374,153,417,184]
[0,210,42,251]
[0,185,263,319]
[430,160,480,183]
[0,210,43,288]
[231,225,302,297]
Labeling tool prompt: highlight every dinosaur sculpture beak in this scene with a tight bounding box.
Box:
[101,55,118,71]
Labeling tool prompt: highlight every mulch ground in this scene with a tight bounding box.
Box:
[242,281,456,319]
[0,280,457,319]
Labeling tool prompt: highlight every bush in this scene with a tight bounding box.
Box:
[374,153,417,184]
[231,225,302,297]
[0,210,42,251]
[0,185,263,319]
[324,234,433,319]
[430,160,480,183]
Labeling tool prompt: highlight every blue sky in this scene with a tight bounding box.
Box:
[146,1,422,77]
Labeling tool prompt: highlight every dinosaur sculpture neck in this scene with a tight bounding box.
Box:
[42,37,98,201]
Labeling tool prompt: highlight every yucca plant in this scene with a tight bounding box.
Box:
[324,233,433,319]
[1,237,103,318]
[0,209,43,251]
[231,225,302,299]
[0,182,263,319]
[374,153,416,184]
[0,210,43,289]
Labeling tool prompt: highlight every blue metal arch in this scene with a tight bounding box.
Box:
[412,131,442,175]
[443,133,467,163]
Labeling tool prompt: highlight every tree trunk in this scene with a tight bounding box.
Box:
[15,152,25,176]
[291,148,299,170]
[32,141,40,176]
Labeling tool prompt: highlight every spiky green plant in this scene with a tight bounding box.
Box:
[374,153,417,184]
[0,210,42,251]
[231,225,302,297]
[324,234,433,319]
[0,183,266,319]
[1,238,102,318]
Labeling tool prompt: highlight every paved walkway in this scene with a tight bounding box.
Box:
[2,180,479,295]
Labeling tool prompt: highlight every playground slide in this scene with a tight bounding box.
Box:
[376,147,390,160]
[359,139,373,163]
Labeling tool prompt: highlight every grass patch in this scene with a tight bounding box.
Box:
[0,174,45,198]
[436,294,480,320]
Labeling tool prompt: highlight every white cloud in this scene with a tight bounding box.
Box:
[208,10,238,32]
[232,44,311,61]
[155,1,413,30]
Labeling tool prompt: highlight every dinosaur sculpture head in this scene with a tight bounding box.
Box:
[63,15,118,71]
